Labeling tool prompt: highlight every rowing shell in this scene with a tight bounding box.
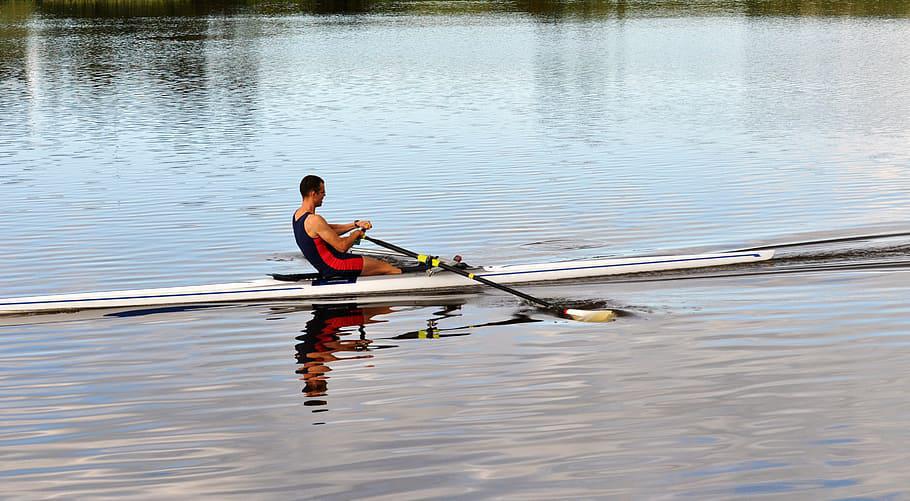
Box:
[0,250,773,315]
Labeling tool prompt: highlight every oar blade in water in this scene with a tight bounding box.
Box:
[563,308,617,323]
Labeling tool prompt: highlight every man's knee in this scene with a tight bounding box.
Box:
[377,260,402,275]
[362,257,401,276]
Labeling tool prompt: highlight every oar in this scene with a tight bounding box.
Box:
[361,235,616,322]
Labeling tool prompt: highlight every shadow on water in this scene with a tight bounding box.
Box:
[387,311,541,339]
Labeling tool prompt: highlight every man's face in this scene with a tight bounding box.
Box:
[314,183,326,207]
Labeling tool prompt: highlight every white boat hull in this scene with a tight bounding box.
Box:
[0,250,773,314]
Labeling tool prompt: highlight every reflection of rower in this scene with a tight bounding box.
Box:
[295,304,392,401]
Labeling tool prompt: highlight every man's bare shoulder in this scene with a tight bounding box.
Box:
[308,213,328,224]
[302,212,329,229]
[294,207,315,221]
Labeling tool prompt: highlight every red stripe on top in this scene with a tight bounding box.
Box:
[314,238,363,271]
[324,312,367,332]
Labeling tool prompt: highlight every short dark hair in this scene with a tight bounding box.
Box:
[299,175,324,197]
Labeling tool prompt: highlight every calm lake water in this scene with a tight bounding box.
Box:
[2,0,910,498]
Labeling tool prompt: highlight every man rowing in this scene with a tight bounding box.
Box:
[293,175,401,277]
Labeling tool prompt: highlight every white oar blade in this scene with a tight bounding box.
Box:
[564,308,616,323]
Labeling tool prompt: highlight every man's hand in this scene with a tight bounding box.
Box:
[355,220,373,230]
[311,214,364,252]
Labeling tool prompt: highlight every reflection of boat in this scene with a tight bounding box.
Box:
[0,249,773,315]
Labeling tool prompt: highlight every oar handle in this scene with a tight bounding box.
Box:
[361,235,559,312]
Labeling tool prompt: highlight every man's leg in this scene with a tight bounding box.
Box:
[361,256,402,276]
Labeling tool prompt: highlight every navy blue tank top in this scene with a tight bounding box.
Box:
[293,212,363,276]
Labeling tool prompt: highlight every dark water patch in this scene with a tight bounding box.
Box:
[15,0,910,19]
[743,0,910,18]
[106,303,233,317]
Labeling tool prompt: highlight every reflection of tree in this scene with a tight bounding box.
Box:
[515,0,631,19]
[529,9,628,153]
[515,0,910,18]
[743,0,910,17]
[0,0,34,22]
[15,0,910,18]
[295,0,373,14]
[33,0,217,18]
[30,0,375,17]
[0,1,32,83]
[7,2,270,172]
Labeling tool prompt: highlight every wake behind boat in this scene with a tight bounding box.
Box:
[0,248,773,315]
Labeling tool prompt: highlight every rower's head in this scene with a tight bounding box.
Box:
[300,175,325,207]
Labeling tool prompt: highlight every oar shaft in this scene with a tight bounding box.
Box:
[362,235,558,311]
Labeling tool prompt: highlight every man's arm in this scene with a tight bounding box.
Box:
[328,220,372,235]
[310,215,365,253]
[328,221,358,235]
